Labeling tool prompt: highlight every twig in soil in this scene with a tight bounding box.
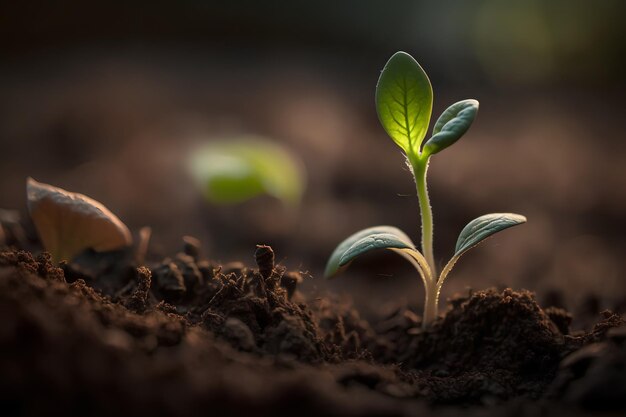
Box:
[255,244,275,279]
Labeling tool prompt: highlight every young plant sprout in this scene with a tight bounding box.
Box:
[27,178,132,263]
[325,52,526,328]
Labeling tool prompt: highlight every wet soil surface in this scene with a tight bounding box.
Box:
[0,246,624,417]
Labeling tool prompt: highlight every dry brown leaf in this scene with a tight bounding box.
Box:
[27,178,132,262]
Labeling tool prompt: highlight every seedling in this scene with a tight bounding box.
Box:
[27,178,132,263]
[325,52,526,328]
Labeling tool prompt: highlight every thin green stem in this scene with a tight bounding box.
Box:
[412,156,436,278]
[422,281,437,328]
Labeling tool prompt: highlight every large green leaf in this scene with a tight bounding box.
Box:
[324,226,432,278]
[423,99,479,156]
[454,213,526,257]
[376,51,433,155]
[188,137,305,205]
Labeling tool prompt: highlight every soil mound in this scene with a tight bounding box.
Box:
[0,249,623,416]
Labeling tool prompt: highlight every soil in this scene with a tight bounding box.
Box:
[0,240,624,417]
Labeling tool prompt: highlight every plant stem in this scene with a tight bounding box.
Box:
[422,281,438,327]
[408,154,437,327]
[412,157,436,278]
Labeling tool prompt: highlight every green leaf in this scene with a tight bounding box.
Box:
[423,99,479,156]
[436,212,526,291]
[376,51,433,155]
[454,213,526,257]
[339,232,414,265]
[188,137,305,205]
[324,226,415,278]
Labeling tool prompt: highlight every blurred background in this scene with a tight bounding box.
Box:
[1,0,625,322]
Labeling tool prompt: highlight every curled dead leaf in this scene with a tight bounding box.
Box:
[27,178,132,263]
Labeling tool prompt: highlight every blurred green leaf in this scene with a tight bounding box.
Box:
[376,51,433,156]
[189,137,305,205]
[423,99,479,156]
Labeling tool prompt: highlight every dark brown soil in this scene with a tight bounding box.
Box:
[0,247,624,417]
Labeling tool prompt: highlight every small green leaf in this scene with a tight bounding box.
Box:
[437,213,526,291]
[188,137,305,205]
[376,51,433,155]
[454,213,526,257]
[339,233,414,266]
[325,226,415,278]
[423,99,479,156]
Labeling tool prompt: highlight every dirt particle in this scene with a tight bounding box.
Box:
[544,306,573,335]
[153,261,186,302]
[122,266,152,313]
[255,244,274,279]
[222,317,256,352]
[280,271,302,300]
[182,235,201,260]
[173,253,203,293]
